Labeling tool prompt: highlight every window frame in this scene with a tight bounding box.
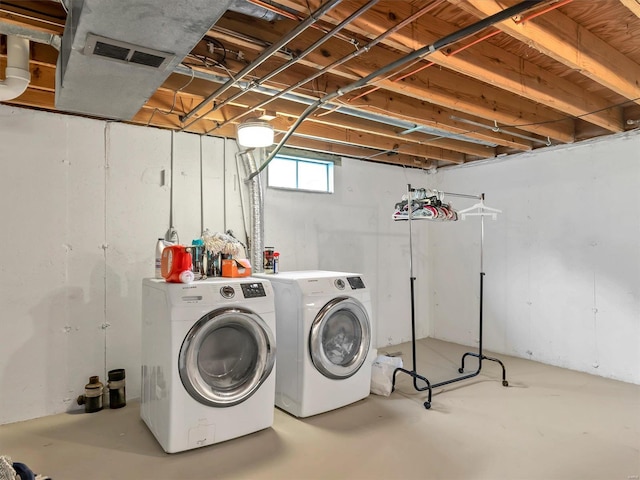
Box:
[266,153,335,194]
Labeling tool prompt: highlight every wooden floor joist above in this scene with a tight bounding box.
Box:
[1,0,639,168]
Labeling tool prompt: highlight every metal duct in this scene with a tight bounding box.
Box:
[227,0,281,22]
[55,0,233,120]
[237,148,264,273]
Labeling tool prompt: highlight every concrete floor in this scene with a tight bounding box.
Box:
[0,338,638,480]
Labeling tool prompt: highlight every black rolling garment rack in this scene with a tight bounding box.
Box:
[391,184,508,409]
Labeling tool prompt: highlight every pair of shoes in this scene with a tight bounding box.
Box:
[12,463,51,480]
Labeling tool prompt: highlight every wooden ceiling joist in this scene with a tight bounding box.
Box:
[214,13,576,143]
[2,0,639,168]
[620,0,640,18]
[449,0,640,106]
[309,1,623,133]
[161,70,534,151]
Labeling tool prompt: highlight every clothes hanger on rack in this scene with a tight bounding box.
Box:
[457,198,502,220]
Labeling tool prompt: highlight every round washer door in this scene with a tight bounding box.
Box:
[179,306,275,407]
[309,296,371,379]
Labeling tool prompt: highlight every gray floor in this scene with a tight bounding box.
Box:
[1,338,638,480]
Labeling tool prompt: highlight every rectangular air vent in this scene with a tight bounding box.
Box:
[84,33,174,70]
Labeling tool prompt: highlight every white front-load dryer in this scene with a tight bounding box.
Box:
[255,271,374,418]
[141,277,276,453]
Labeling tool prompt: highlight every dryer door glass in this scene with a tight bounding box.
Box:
[179,307,275,407]
[309,297,371,379]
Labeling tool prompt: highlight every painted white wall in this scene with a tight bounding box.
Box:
[0,105,424,424]
[3,102,636,425]
[426,130,640,384]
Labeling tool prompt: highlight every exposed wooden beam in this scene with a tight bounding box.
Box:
[449,0,640,105]
[161,69,535,151]
[272,137,436,169]
[4,41,528,156]
[214,13,575,143]
[302,0,622,133]
[0,3,65,35]
[620,0,640,18]
[269,116,466,164]
[0,58,56,92]
[307,110,495,158]
[134,104,436,168]
[3,87,54,109]
[155,79,494,158]
[145,90,464,163]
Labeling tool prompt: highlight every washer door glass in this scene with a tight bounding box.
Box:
[309,296,371,379]
[179,307,275,407]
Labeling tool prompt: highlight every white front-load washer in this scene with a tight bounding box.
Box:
[254,271,375,418]
[141,277,276,453]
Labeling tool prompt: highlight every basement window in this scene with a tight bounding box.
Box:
[267,154,335,193]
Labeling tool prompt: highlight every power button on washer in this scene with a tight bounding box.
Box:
[220,286,235,299]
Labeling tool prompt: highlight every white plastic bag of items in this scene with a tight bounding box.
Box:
[370,354,403,396]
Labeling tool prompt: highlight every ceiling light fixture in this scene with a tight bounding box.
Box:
[237,119,274,148]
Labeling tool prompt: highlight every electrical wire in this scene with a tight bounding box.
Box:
[205,37,227,65]
[354,94,640,147]
[146,67,196,126]
[161,30,640,149]
[500,95,640,129]
[440,95,640,146]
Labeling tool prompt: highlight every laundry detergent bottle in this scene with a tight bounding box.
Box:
[161,245,194,283]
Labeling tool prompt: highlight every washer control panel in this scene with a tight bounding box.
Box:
[241,282,267,298]
[347,276,366,290]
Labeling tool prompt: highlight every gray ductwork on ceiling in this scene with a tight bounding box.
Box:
[56,0,233,120]
[227,0,282,21]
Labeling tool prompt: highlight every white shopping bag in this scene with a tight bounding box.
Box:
[370,354,403,396]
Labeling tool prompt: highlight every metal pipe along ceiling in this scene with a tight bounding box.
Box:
[200,0,379,122]
[206,0,444,135]
[246,0,547,181]
[179,0,343,124]
[172,65,491,145]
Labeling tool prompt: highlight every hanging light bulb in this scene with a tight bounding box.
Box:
[236,119,274,148]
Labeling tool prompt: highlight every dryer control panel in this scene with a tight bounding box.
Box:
[347,276,366,289]
[241,282,267,298]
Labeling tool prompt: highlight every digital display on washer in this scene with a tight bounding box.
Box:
[347,276,365,289]
[241,282,266,298]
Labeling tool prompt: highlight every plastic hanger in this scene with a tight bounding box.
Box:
[457,198,501,220]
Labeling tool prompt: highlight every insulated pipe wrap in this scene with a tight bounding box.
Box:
[238,149,264,273]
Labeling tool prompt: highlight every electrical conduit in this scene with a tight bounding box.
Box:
[179,0,343,125]
[246,0,545,181]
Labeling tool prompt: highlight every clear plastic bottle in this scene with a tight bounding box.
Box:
[155,238,165,278]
